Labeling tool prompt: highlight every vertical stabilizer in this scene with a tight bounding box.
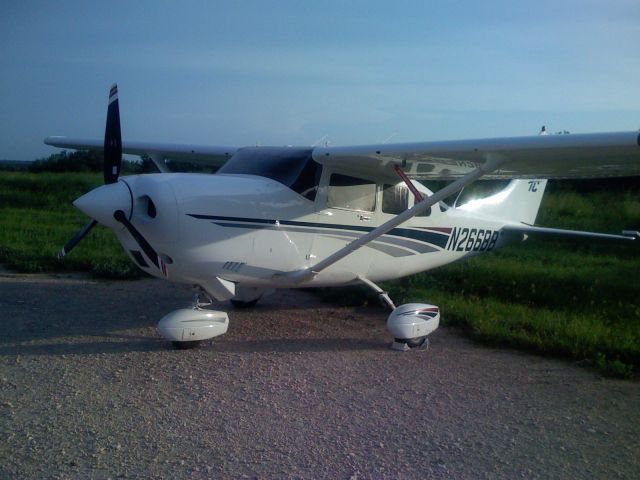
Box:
[457,179,547,224]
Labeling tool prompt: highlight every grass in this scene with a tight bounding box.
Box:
[321,182,640,379]
[1,172,639,377]
[393,264,640,376]
[0,172,141,278]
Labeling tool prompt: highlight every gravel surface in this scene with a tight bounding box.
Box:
[0,273,639,479]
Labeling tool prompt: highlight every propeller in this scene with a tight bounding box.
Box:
[58,84,122,259]
[57,219,98,259]
[58,83,122,260]
[58,84,162,271]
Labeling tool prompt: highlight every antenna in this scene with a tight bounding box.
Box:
[311,134,329,147]
[382,133,397,144]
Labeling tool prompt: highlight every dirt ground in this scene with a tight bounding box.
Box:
[0,273,639,479]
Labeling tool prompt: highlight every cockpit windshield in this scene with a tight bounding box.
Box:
[217,147,322,201]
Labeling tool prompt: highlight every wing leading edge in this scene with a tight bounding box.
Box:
[312,131,640,180]
[44,136,238,169]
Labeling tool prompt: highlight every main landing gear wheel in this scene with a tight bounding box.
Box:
[356,277,441,352]
[230,286,273,309]
[230,298,259,309]
[404,336,429,349]
[391,336,430,351]
[386,303,440,352]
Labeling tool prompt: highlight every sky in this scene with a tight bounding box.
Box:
[1,0,639,160]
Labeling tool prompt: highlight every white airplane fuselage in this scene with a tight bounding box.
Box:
[77,171,515,300]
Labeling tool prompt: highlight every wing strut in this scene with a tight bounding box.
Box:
[393,164,423,202]
[283,158,503,283]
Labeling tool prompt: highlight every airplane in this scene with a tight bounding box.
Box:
[45,84,640,350]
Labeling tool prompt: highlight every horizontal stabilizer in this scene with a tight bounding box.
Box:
[502,225,638,244]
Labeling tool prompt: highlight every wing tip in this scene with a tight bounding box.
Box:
[44,136,64,146]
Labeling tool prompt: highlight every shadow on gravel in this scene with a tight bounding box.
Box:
[215,337,387,354]
[0,339,167,356]
[0,336,387,357]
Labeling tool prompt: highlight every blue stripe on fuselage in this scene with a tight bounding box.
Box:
[187,214,450,249]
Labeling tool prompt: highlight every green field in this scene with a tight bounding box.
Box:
[1,172,639,377]
[0,172,140,278]
[323,185,640,378]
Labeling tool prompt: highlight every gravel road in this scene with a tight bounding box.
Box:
[0,273,639,479]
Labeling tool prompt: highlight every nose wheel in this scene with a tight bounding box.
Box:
[158,286,229,349]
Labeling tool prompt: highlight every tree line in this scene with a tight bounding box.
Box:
[0,150,212,174]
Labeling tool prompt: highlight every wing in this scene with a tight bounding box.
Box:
[44,136,238,170]
[47,131,640,179]
[312,131,640,180]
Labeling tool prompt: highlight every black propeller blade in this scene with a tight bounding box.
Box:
[58,83,123,260]
[57,220,98,259]
[113,210,159,268]
[103,84,122,184]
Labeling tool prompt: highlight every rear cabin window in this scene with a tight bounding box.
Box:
[327,174,376,212]
[383,182,431,216]
[382,184,409,214]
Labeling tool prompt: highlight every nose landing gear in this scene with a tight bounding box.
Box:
[157,287,229,349]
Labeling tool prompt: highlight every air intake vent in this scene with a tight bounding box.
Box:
[223,261,245,272]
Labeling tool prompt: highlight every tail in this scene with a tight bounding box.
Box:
[457,179,547,224]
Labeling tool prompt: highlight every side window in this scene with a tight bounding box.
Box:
[327,174,376,212]
[382,184,409,214]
